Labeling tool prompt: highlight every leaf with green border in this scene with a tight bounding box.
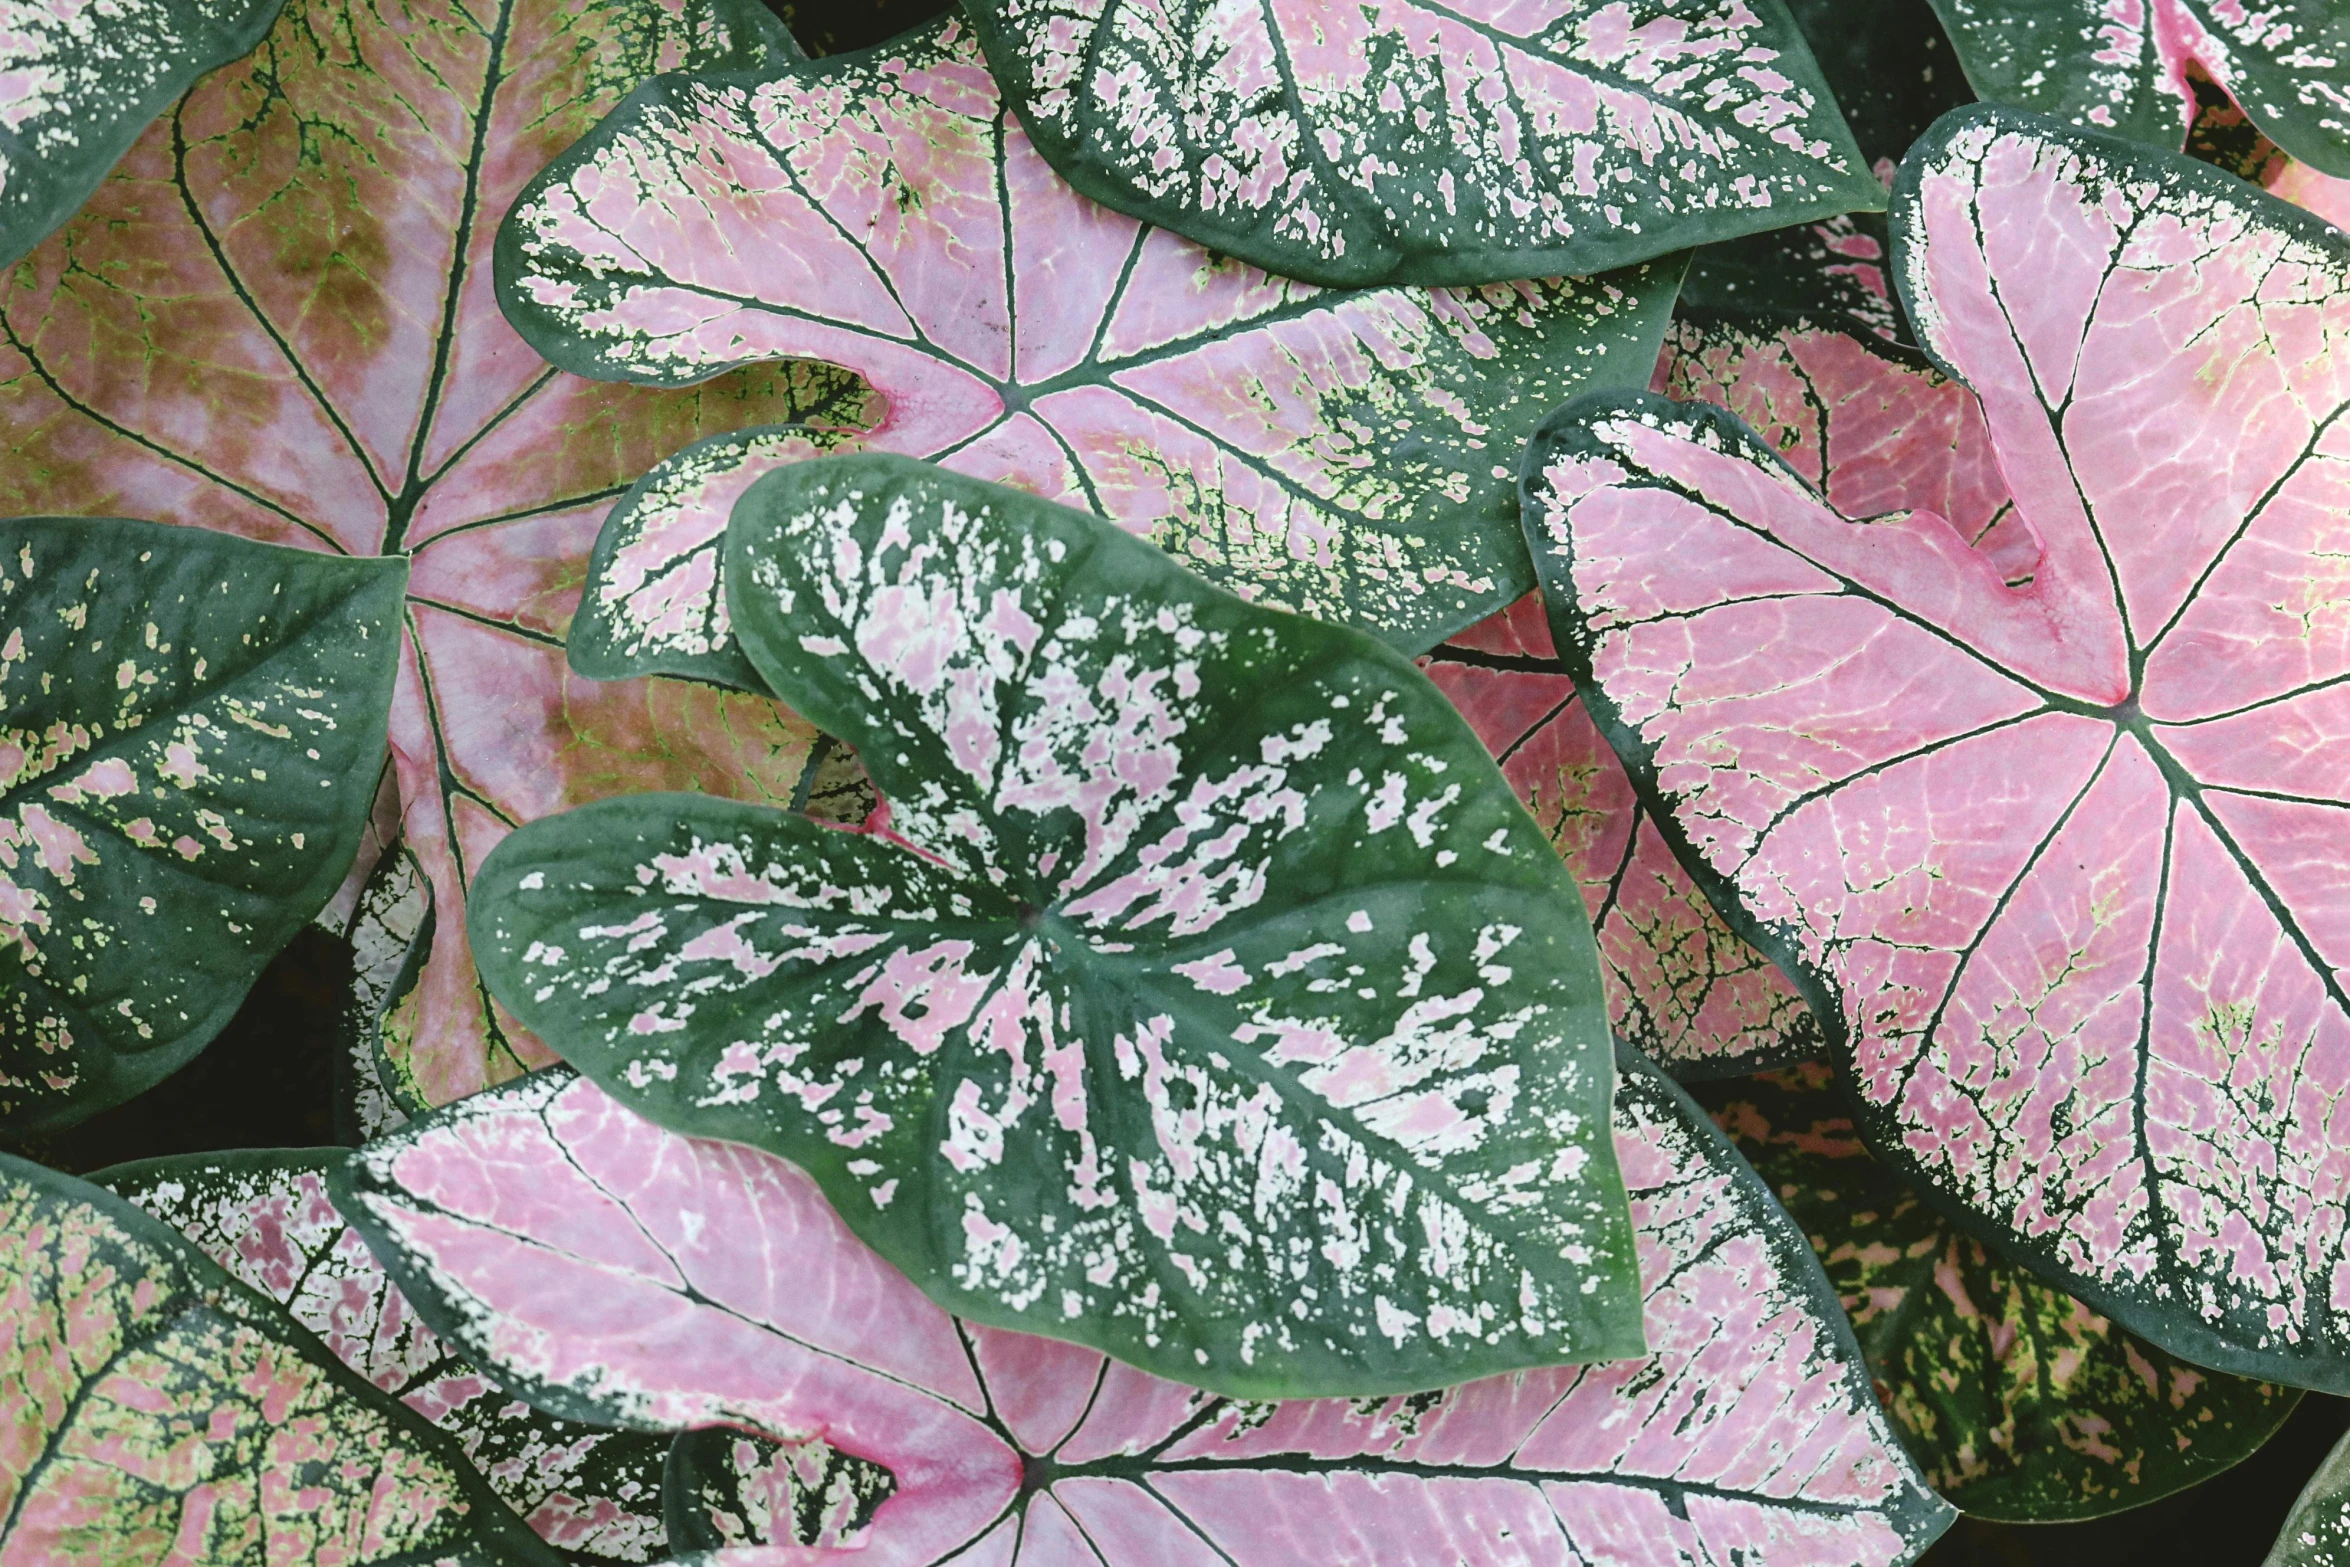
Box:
[0,1149,560,1563]
[92,1149,673,1562]
[1925,0,2350,177]
[660,1427,895,1554]
[955,0,1882,290]
[0,516,400,1134]
[1698,1063,2300,1523]
[0,0,884,1117]
[0,0,285,270]
[497,11,1684,657]
[470,453,1642,1398]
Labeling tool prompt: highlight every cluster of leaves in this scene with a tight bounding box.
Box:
[4,0,2350,1561]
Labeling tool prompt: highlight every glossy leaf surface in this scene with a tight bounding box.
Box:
[473,455,1639,1397]
[1523,107,2350,1388]
[2270,1426,2350,1566]
[1702,1064,2298,1522]
[500,14,1682,656]
[0,516,400,1133]
[1926,0,2350,176]
[337,1056,1952,1566]
[0,1151,557,1564]
[959,0,1881,289]
[95,1150,670,1562]
[0,0,282,268]
[1428,594,1821,1077]
[0,0,877,1113]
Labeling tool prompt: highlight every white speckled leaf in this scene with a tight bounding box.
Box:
[469,453,1641,1399]
[958,0,1883,289]
[1927,0,2350,177]
[94,1151,671,1563]
[497,14,1684,655]
[334,1055,1952,1567]
[0,0,283,268]
[2270,1426,2350,1566]
[0,516,402,1133]
[660,1427,895,1554]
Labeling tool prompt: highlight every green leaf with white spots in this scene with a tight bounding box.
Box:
[470,453,1642,1400]
[0,0,285,270]
[0,1150,558,1565]
[1699,1065,2300,1522]
[661,1427,895,1555]
[94,1150,672,1563]
[2270,1426,2350,1566]
[0,516,402,1133]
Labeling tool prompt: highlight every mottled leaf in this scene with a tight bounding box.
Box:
[1522,107,2350,1388]
[499,13,1683,657]
[470,454,1639,1397]
[957,0,1882,289]
[2270,1425,2350,1566]
[661,1427,894,1554]
[93,1150,671,1563]
[1679,212,1912,345]
[1426,593,1822,1077]
[0,516,400,1133]
[1701,1064,2299,1522]
[2185,65,2350,232]
[0,0,890,1115]
[0,1151,558,1564]
[1926,0,2350,176]
[335,1055,1953,1566]
[0,0,282,269]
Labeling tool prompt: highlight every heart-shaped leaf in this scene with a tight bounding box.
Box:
[1522,107,2350,1387]
[0,1151,558,1564]
[1701,1064,2299,1521]
[470,454,1641,1397]
[2271,1427,2350,1566]
[0,0,283,269]
[0,517,400,1133]
[496,13,1683,656]
[0,0,883,1114]
[93,1150,672,1562]
[333,1054,1954,1566]
[1925,0,2350,176]
[1428,593,1822,1077]
[955,0,1882,290]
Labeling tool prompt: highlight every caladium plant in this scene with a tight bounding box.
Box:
[0,516,400,1133]
[332,1053,1954,1566]
[498,12,1683,658]
[1523,106,2350,1389]
[0,0,283,269]
[470,455,1644,1397]
[0,0,880,1115]
[1927,0,2350,175]
[0,1151,559,1564]
[93,1150,673,1562]
[2272,1429,2350,1566]
[1702,1063,2299,1522]
[955,0,1883,289]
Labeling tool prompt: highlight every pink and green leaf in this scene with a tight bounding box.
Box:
[0,1150,560,1564]
[956,0,1883,290]
[498,13,1683,658]
[1701,1064,2300,1522]
[334,1053,1954,1566]
[0,0,881,1116]
[93,1150,672,1562]
[661,1427,894,1554]
[0,517,401,1133]
[1521,108,2350,1388]
[0,0,283,269]
[469,455,1643,1397]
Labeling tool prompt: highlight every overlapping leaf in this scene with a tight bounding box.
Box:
[1523,107,2350,1387]
[499,13,1683,657]
[471,455,1640,1396]
[1702,1064,2298,1521]
[0,1151,557,1564]
[0,0,882,1114]
[334,1055,1953,1566]
[1428,594,1821,1077]
[95,1150,671,1562]
[0,517,400,1132]
[1927,0,2350,176]
[0,0,283,268]
[957,0,1881,289]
